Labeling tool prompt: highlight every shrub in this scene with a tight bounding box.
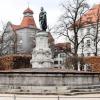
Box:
[0,54,32,70]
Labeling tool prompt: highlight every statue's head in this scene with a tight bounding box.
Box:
[40,7,44,11]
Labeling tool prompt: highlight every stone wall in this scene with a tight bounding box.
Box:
[0,70,100,94]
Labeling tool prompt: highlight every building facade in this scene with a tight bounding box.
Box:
[54,43,71,67]
[70,4,100,57]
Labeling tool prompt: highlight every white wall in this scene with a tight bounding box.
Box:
[16,28,38,53]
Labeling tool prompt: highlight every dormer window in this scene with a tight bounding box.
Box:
[87,17,92,23]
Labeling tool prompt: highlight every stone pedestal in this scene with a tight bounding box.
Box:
[30,31,53,68]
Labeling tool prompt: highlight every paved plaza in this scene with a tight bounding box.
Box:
[0,94,100,100]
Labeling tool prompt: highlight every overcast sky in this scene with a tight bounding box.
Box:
[0,0,100,42]
[0,0,100,28]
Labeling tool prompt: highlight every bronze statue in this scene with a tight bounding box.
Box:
[39,7,47,31]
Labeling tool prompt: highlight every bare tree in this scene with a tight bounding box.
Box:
[0,24,7,56]
[54,0,89,70]
[91,5,100,56]
[0,23,17,56]
[10,26,17,54]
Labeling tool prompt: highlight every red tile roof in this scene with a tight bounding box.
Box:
[85,56,100,72]
[11,24,20,30]
[20,16,36,28]
[78,4,100,27]
[11,8,37,30]
[55,43,71,51]
[23,8,33,14]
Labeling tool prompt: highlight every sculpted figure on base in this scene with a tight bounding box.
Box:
[39,7,47,31]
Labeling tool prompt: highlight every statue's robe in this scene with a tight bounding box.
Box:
[39,11,47,31]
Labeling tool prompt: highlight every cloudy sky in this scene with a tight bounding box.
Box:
[0,0,100,27]
[0,0,100,42]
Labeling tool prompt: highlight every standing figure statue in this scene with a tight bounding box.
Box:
[39,7,47,31]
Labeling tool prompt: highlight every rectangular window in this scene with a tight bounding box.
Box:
[94,41,95,46]
[87,27,90,34]
[81,53,84,56]
[87,53,90,56]
[60,53,66,58]
[87,40,91,47]
[54,61,58,64]
[60,61,62,64]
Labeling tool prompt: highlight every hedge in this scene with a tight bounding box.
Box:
[0,54,32,70]
[85,56,100,72]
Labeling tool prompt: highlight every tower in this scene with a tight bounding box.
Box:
[21,7,37,28]
[20,7,37,53]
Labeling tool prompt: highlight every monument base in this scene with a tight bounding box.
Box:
[30,31,53,68]
[31,61,52,68]
[0,68,100,94]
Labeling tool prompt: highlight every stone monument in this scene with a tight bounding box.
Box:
[30,7,53,68]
